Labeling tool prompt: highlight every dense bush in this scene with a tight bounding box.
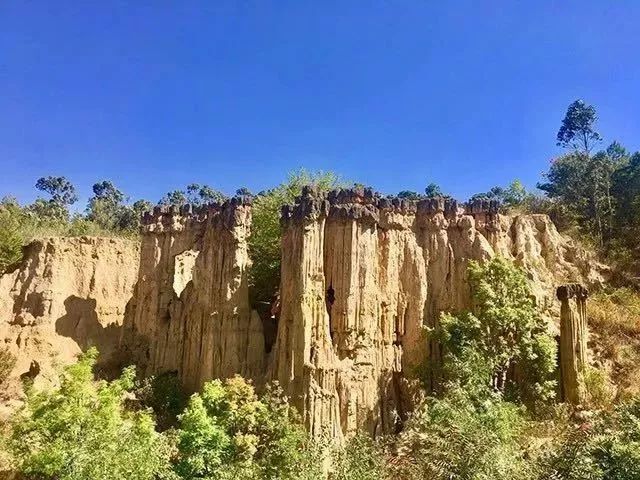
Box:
[393,387,532,480]
[540,398,640,480]
[174,376,322,480]
[134,371,188,431]
[330,434,389,480]
[7,348,173,480]
[432,257,557,404]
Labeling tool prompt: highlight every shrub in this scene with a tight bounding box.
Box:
[8,348,172,480]
[135,372,188,431]
[174,376,321,480]
[539,397,640,480]
[432,257,557,404]
[330,434,389,480]
[393,387,532,480]
[0,201,24,272]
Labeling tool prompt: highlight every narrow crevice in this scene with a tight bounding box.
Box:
[326,284,335,342]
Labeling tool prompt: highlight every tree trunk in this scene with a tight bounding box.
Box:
[557,284,589,405]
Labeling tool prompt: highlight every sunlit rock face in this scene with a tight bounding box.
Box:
[272,188,601,439]
[120,198,265,393]
[1,189,602,437]
[0,236,140,403]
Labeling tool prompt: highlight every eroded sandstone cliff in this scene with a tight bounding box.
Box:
[0,237,139,402]
[272,188,601,438]
[120,199,265,393]
[0,189,603,439]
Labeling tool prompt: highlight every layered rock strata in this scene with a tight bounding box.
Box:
[120,199,265,392]
[0,237,139,400]
[271,188,600,438]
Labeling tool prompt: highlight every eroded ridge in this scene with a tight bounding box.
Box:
[122,196,264,392]
[0,187,603,439]
[272,187,601,438]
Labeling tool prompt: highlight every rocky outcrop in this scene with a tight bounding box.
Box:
[557,283,589,404]
[272,189,601,439]
[0,237,139,401]
[0,189,604,439]
[120,199,265,393]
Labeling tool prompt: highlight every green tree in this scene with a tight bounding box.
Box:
[87,181,127,230]
[397,191,421,200]
[35,176,78,207]
[433,257,556,403]
[393,387,531,480]
[0,197,24,272]
[30,176,78,221]
[249,169,345,308]
[556,100,602,155]
[186,184,227,205]
[160,190,188,207]
[9,349,172,480]
[235,187,253,197]
[424,183,443,197]
[160,185,227,207]
[174,376,320,480]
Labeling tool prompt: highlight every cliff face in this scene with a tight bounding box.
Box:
[121,200,265,393]
[0,237,139,400]
[272,188,601,438]
[0,190,602,437]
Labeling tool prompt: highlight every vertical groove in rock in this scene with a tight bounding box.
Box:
[272,188,603,438]
[120,198,265,392]
[557,283,589,404]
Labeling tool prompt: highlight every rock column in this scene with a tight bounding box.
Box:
[557,283,589,404]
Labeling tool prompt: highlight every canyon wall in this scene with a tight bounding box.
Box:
[272,187,600,438]
[0,237,139,403]
[120,199,265,393]
[0,189,602,437]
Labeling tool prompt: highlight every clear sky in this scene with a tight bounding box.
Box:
[1,1,639,206]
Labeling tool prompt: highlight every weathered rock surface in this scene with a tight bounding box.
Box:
[0,237,139,401]
[273,189,602,438]
[557,283,589,404]
[120,199,265,393]
[0,189,604,439]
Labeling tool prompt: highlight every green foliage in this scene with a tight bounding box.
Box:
[249,169,345,306]
[470,179,534,211]
[433,257,556,403]
[397,190,421,200]
[135,372,188,431]
[535,101,640,265]
[393,387,532,480]
[160,184,227,207]
[174,376,321,480]
[35,176,78,208]
[540,398,640,480]
[556,99,602,154]
[86,180,147,232]
[424,182,444,197]
[8,348,172,480]
[330,434,389,480]
[0,199,24,272]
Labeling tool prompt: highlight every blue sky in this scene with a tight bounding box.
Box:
[1,1,639,206]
